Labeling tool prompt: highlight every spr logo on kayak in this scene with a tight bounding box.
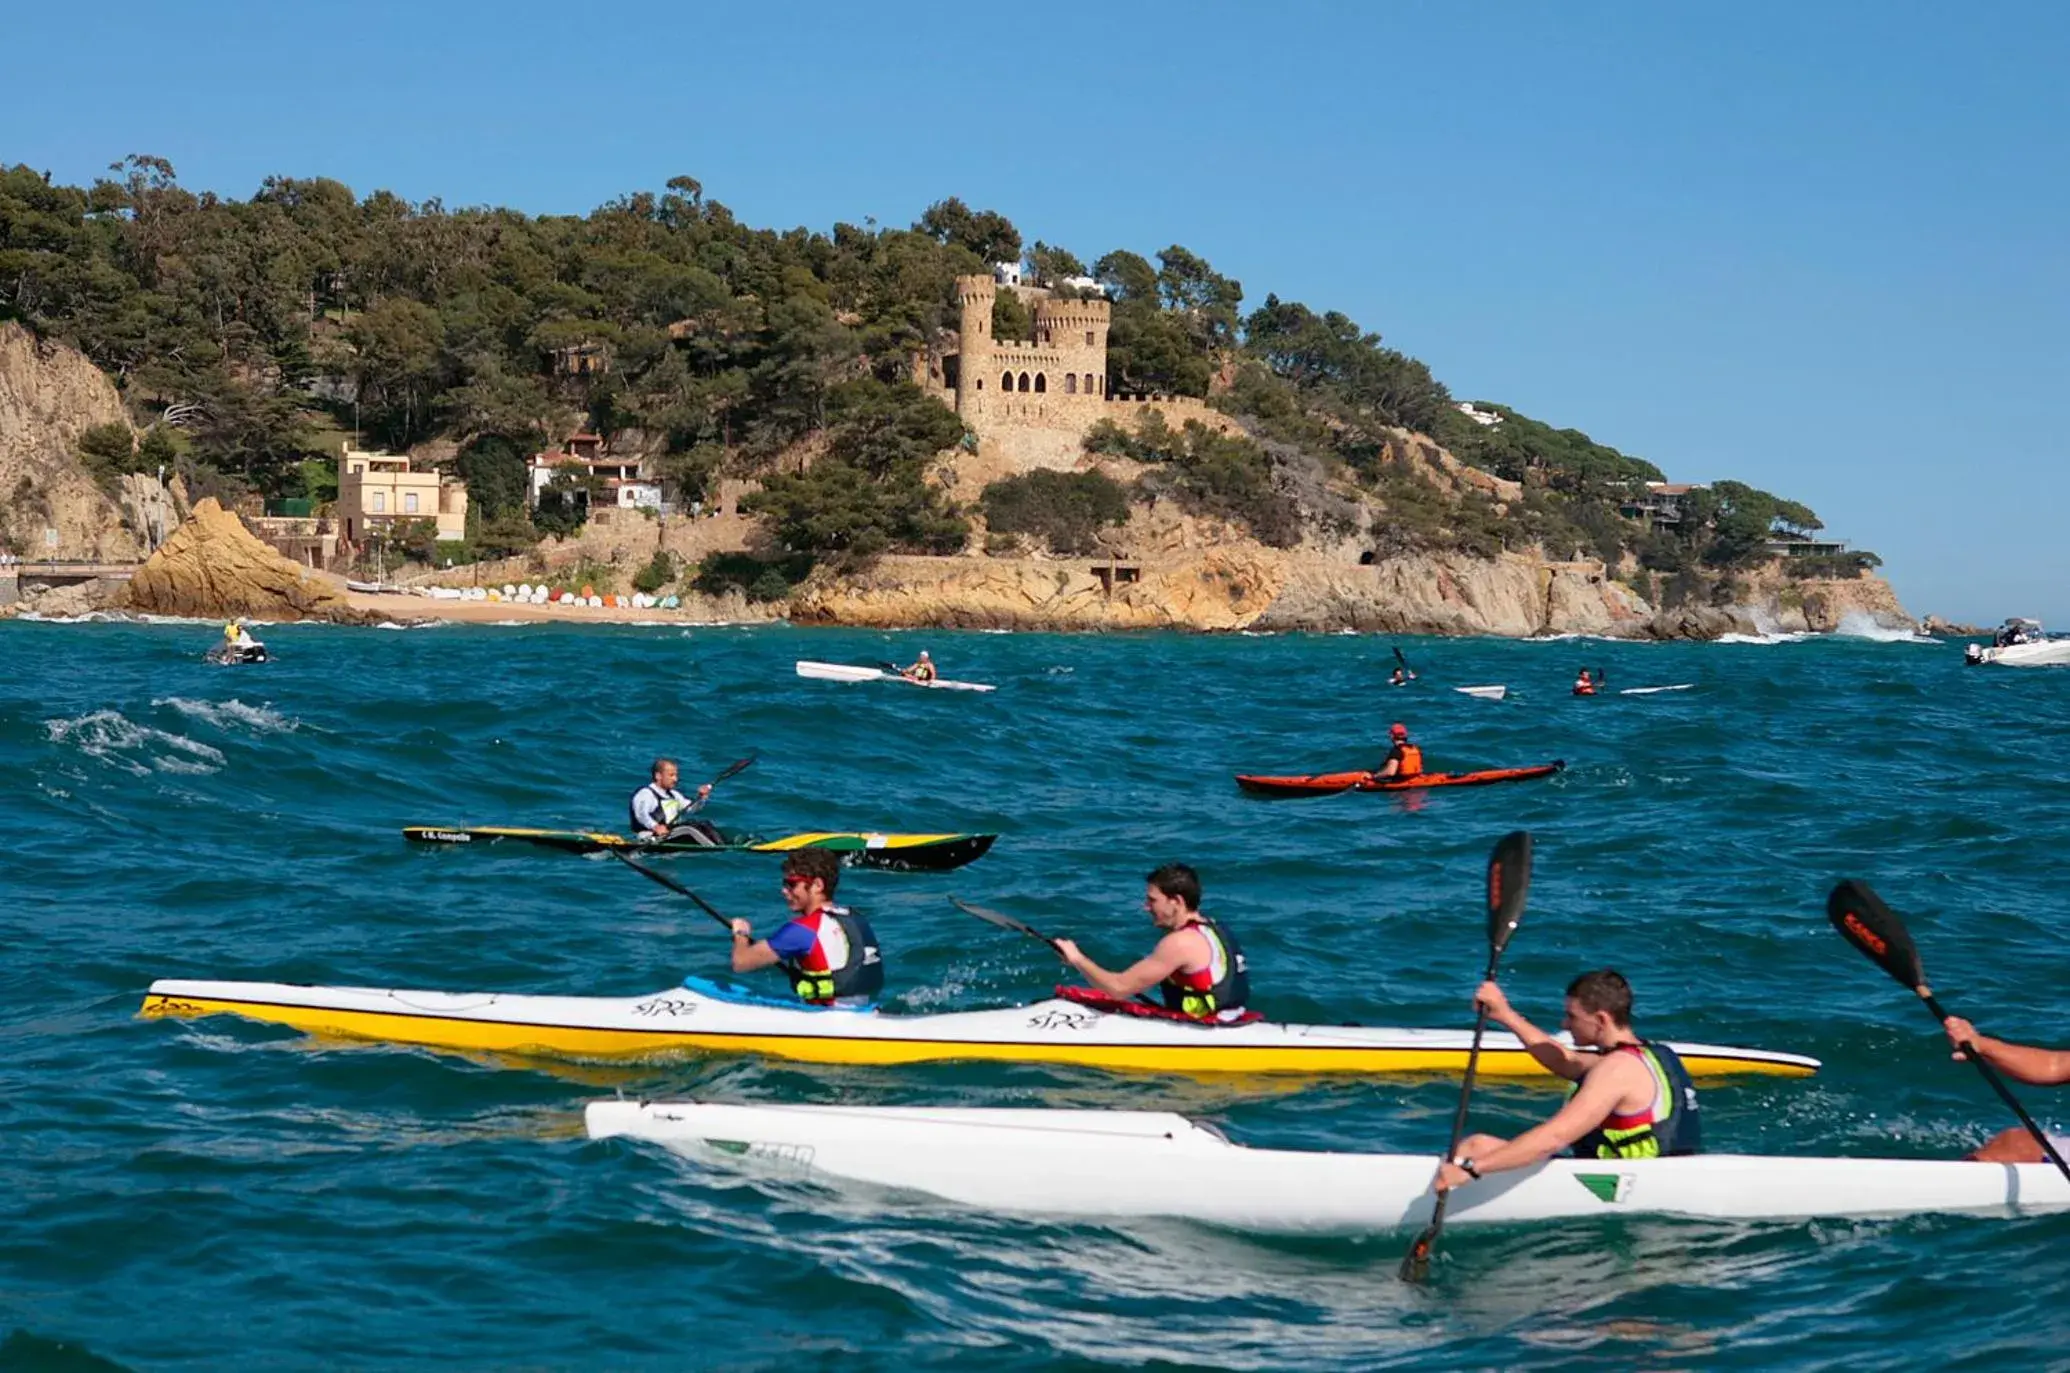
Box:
[632,997,701,1018]
[1025,1008,1101,1032]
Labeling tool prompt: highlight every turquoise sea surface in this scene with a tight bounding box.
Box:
[4,618,2068,1370]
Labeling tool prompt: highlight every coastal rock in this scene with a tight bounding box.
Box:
[0,321,163,562]
[126,498,377,622]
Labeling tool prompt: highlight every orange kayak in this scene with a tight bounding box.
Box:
[1234,761,1565,797]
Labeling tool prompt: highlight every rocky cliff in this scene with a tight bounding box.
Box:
[125,498,375,622]
[0,321,179,561]
[790,545,1912,638]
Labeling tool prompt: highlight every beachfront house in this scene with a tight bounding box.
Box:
[336,445,469,544]
[526,434,664,513]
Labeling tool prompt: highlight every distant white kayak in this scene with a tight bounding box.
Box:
[586,1100,2070,1235]
[796,661,997,693]
[1621,684,1696,695]
[1455,685,1507,700]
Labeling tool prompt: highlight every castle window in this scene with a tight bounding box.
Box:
[1085,331,1094,346]
[1017,372,1030,392]
[976,379,983,390]
[1085,373,1096,394]
[1064,374,1078,394]
[1034,373,1046,393]
[1002,371,1014,392]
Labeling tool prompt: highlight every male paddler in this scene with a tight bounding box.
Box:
[727,849,884,1007]
[629,757,718,844]
[1573,668,1598,696]
[1053,863,1249,1020]
[1374,723,1424,781]
[1940,1016,2070,1162]
[900,650,938,683]
[1432,969,1700,1193]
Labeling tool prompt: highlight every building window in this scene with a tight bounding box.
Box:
[1064,374,1078,394]
[1002,371,1014,391]
[1096,375,1104,395]
[1034,373,1046,393]
[1017,372,1031,393]
[1085,331,1094,346]
[1085,373,1096,394]
[371,491,386,513]
[976,379,983,390]
[404,492,419,514]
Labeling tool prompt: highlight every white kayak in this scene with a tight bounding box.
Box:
[137,977,1819,1079]
[1621,684,1695,696]
[796,661,996,693]
[587,1100,2070,1234]
[1455,685,1507,700]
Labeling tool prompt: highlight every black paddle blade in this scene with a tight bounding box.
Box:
[1485,831,1533,957]
[714,752,758,784]
[1827,879,1926,990]
[1399,1213,1442,1283]
[951,897,1058,949]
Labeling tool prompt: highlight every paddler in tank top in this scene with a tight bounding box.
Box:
[900,650,938,683]
[1052,863,1250,1021]
[1939,1016,2070,1164]
[1373,723,1424,780]
[1432,969,1701,1195]
[727,849,884,1008]
[628,757,717,844]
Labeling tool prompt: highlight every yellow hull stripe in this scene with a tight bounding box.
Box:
[138,995,1815,1079]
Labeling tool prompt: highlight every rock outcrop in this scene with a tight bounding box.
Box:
[0,321,177,561]
[125,498,375,622]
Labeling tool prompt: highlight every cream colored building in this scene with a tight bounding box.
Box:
[337,445,468,544]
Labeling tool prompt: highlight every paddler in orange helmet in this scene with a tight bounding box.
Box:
[1374,722,1424,781]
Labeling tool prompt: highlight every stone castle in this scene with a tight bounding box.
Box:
[918,271,1235,470]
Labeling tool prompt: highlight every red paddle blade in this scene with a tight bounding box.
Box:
[1827,879,1926,990]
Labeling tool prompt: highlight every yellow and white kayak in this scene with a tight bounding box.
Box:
[402,826,995,871]
[138,978,1821,1079]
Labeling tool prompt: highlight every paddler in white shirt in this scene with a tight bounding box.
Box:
[900,650,938,683]
[628,758,717,844]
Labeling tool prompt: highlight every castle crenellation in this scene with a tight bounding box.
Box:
[916,272,1240,471]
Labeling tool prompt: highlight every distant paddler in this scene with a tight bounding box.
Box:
[1433,970,1700,1194]
[629,757,718,845]
[1374,722,1424,781]
[728,849,884,1007]
[222,620,261,650]
[900,650,938,683]
[1941,1018,2070,1163]
[1573,668,1599,697]
[1053,863,1250,1021]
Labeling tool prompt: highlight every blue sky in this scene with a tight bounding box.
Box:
[5,0,2065,623]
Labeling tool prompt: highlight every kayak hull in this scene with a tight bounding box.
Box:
[586,1101,2070,1234]
[138,979,1817,1079]
[402,827,996,872]
[796,661,996,692]
[1235,761,1565,797]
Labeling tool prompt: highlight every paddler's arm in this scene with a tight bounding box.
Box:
[682,783,713,816]
[1435,1058,1642,1191]
[1474,980,1589,1080]
[729,919,781,973]
[1051,937,1186,999]
[1944,1017,2070,1085]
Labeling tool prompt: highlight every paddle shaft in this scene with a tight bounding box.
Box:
[608,850,734,933]
[1917,987,2070,1180]
[1404,950,1505,1275]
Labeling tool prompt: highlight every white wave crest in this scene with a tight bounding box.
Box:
[153,697,298,734]
[1832,611,1938,643]
[44,709,226,775]
[1715,631,1814,645]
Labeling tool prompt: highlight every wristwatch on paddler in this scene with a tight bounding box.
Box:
[1452,1156,1481,1179]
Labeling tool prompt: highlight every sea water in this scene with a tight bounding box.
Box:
[3,619,2066,1370]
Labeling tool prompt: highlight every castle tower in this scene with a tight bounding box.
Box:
[954,274,997,421]
[1031,295,1111,399]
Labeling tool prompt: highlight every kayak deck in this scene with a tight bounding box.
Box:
[1236,761,1565,797]
[137,979,1819,1079]
[402,826,995,872]
[586,1101,2070,1235]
